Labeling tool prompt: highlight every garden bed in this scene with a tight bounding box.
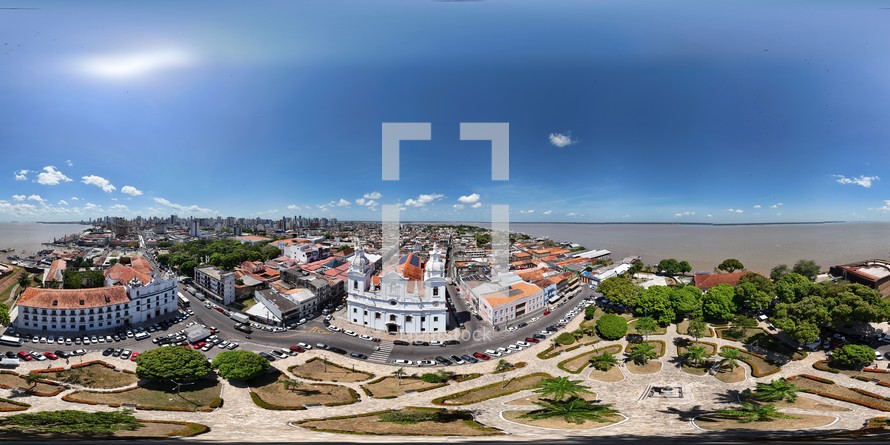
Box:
[249,372,359,410]
[505,391,598,406]
[813,360,890,385]
[501,410,623,430]
[294,407,502,436]
[626,360,662,375]
[719,346,781,378]
[789,375,890,411]
[676,319,715,337]
[0,397,30,412]
[693,413,835,431]
[714,365,746,383]
[432,373,553,406]
[288,357,374,383]
[557,344,623,374]
[0,371,64,397]
[361,376,448,399]
[42,363,138,389]
[64,378,222,412]
[588,366,624,383]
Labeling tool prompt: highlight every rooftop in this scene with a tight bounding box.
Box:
[18,286,130,309]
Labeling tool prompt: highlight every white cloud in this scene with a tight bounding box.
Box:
[727,208,744,214]
[877,200,890,212]
[81,175,116,192]
[471,202,482,208]
[0,202,38,216]
[566,212,578,217]
[36,166,72,186]
[770,202,784,209]
[287,204,309,210]
[12,195,26,202]
[543,210,553,215]
[834,174,879,188]
[70,196,79,201]
[109,204,129,211]
[457,193,481,204]
[27,194,45,203]
[58,200,68,206]
[337,198,351,207]
[707,214,713,218]
[453,204,465,210]
[77,48,194,79]
[404,193,445,207]
[520,209,536,214]
[355,198,378,209]
[152,197,215,214]
[363,191,382,200]
[674,211,695,218]
[14,169,29,181]
[753,204,761,209]
[548,132,577,148]
[120,185,143,196]
[83,202,100,211]
[65,159,73,167]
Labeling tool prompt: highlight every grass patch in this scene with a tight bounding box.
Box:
[432,373,553,406]
[676,319,715,337]
[502,410,623,430]
[0,397,30,412]
[249,371,359,410]
[295,407,501,436]
[628,319,668,336]
[0,371,64,397]
[790,375,890,411]
[715,326,766,343]
[693,413,835,431]
[714,365,746,383]
[42,363,138,389]
[557,344,623,374]
[361,376,448,399]
[288,357,374,383]
[64,378,222,412]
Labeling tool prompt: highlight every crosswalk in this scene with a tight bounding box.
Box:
[368,342,394,363]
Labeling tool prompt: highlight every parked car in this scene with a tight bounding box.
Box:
[449,355,466,365]
[393,359,413,365]
[417,360,436,366]
[102,348,114,356]
[525,337,540,343]
[393,340,410,346]
[297,342,312,350]
[43,351,58,360]
[350,352,368,360]
[472,352,491,361]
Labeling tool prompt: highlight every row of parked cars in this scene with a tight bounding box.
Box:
[9,349,87,361]
[101,347,139,361]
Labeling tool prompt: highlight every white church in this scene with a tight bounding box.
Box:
[346,244,448,334]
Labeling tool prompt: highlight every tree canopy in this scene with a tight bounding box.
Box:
[0,302,10,326]
[597,276,642,307]
[596,314,628,340]
[792,259,820,281]
[166,239,281,273]
[212,350,269,381]
[773,282,890,344]
[657,258,692,275]
[770,264,790,281]
[635,286,676,326]
[701,284,737,322]
[830,344,876,369]
[135,347,212,383]
[717,259,744,273]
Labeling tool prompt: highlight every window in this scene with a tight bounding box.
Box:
[433,287,438,296]
[406,316,412,323]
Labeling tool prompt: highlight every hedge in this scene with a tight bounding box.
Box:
[813,360,841,374]
[493,362,527,375]
[719,346,780,378]
[430,373,553,406]
[796,374,836,384]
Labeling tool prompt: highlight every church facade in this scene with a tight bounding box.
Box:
[345,245,448,334]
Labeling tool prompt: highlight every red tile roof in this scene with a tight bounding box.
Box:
[693,271,763,290]
[19,286,130,309]
[104,263,152,286]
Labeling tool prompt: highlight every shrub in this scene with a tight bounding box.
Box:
[830,344,875,369]
[555,333,576,346]
[596,314,628,340]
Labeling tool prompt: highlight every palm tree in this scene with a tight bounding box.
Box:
[392,367,406,386]
[24,372,41,391]
[589,352,618,371]
[17,272,30,290]
[682,345,711,367]
[719,347,741,370]
[495,359,514,373]
[629,342,657,365]
[523,398,619,425]
[534,377,592,402]
[714,402,795,423]
[635,317,658,340]
[687,319,707,342]
[281,379,302,392]
[752,378,800,403]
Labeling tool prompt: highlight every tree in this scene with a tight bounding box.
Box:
[717,259,744,273]
[719,347,741,370]
[589,352,618,371]
[678,261,692,274]
[770,264,790,282]
[701,284,737,322]
[629,342,658,365]
[670,286,702,319]
[522,398,619,425]
[830,344,875,369]
[534,377,592,402]
[135,347,211,386]
[392,367,406,386]
[687,319,708,342]
[636,286,676,326]
[734,282,773,313]
[179,260,198,278]
[774,273,812,303]
[584,305,597,320]
[738,272,775,295]
[634,317,658,340]
[281,378,302,392]
[156,254,171,267]
[25,372,41,390]
[596,314,628,340]
[0,303,10,327]
[752,378,800,403]
[597,276,643,308]
[420,370,454,383]
[714,403,794,423]
[212,350,269,381]
[0,409,142,434]
[495,359,514,373]
[658,259,681,275]
[683,345,711,367]
[792,259,820,281]
[555,332,576,346]
[17,272,30,290]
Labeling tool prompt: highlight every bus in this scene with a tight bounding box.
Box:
[177,292,190,308]
[0,335,24,347]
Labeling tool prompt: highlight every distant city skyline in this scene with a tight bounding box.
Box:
[2,0,889,223]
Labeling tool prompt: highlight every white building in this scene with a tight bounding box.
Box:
[14,265,178,334]
[346,245,448,334]
[194,266,236,305]
[273,239,331,264]
[470,273,545,327]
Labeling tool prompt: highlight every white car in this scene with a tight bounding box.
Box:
[496,346,511,354]
[393,359,413,365]
[529,317,540,323]
[417,360,436,366]
[507,344,523,352]
[327,326,342,332]
[359,335,374,341]
[343,330,358,337]
[877,351,885,360]
[506,326,517,332]
[227,342,239,350]
[429,340,444,346]
[516,341,531,347]
[297,342,312,350]
[484,349,502,357]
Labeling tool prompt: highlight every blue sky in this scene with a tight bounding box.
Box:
[1,0,889,223]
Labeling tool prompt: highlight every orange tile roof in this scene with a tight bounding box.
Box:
[481,281,542,308]
[129,256,154,275]
[104,263,152,286]
[693,271,764,290]
[18,286,130,309]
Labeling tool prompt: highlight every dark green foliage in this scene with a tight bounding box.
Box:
[636,286,675,325]
[595,314,628,340]
[0,409,141,434]
[701,284,737,322]
[62,269,105,289]
[167,239,281,273]
[658,258,681,275]
[555,332,576,345]
[523,398,619,425]
[136,347,212,383]
[717,259,744,273]
[212,350,269,381]
[584,305,597,320]
[752,378,800,403]
[597,276,642,307]
[773,282,890,344]
[792,259,820,281]
[377,409,473,425]
[770,264,790,281]
[714,403,794,423]
[0,302,9,326]
[830,344,876,369]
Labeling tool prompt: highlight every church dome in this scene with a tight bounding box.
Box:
[426,249,445,273]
